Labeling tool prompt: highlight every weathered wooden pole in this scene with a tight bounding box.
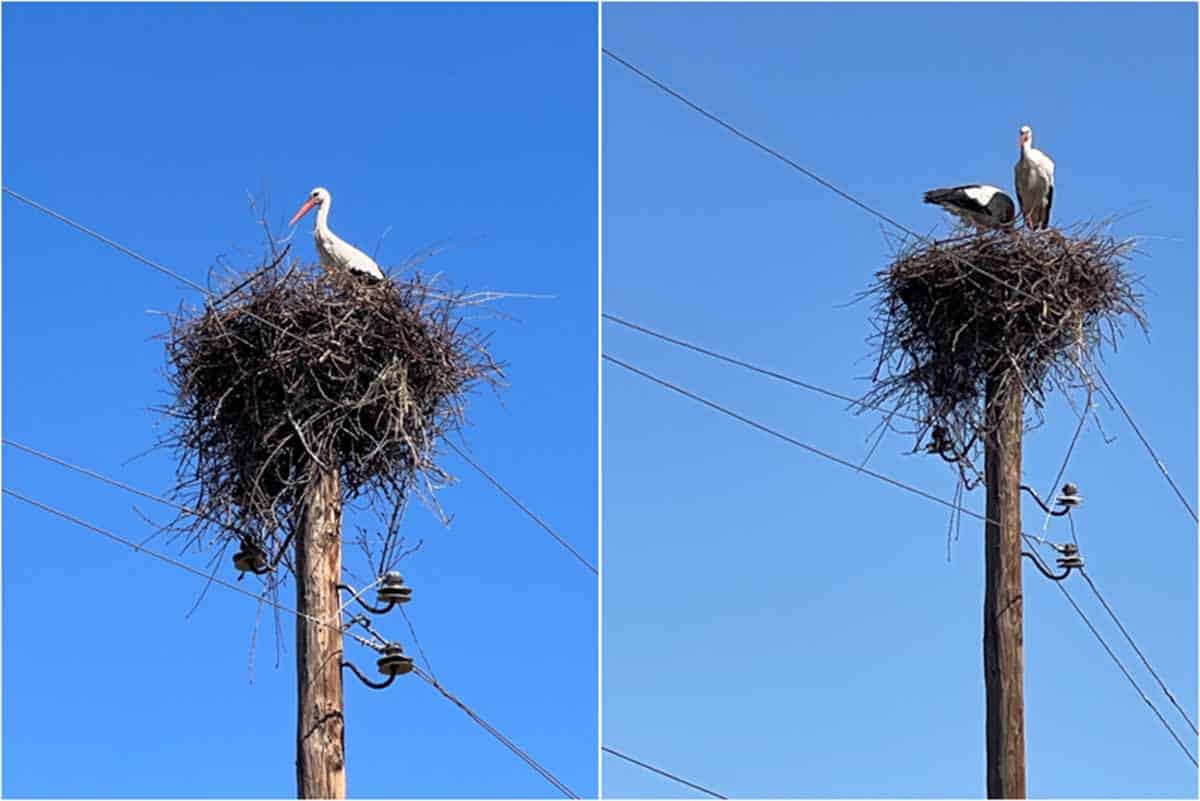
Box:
[295,466,347,799]
[982,373,1026,799]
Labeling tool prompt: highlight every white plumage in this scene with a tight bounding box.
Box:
[923,184,1016,230]
[288,187,385,280]
[1014,126,1055,230]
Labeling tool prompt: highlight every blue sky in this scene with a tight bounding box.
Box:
[603,3,1197,798]
[3,3,596,798]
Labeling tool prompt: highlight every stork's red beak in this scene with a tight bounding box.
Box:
[289,198,318,226]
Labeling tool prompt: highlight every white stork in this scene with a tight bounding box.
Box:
[1014,125,1055,230]
[288,187,385,280]
[923,184,1016,230]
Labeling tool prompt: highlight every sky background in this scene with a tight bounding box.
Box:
[603,3,1197,798]
[3,3,596,798]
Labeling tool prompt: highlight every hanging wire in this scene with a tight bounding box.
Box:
[1050,577,1197,766]
[1078,569,1199,736]
[2,486,383,654]
[602,313,923,424]
[602,746,727,799]
[5,485,579,797]
[601,49,1055,312]
[412,666,579,798]
[1094,367,1198,523]
[446,439,596,574]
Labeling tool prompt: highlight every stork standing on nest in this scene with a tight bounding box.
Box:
[1014,125,1055,230]
[288,187,385,280]
[923,185,1016,231]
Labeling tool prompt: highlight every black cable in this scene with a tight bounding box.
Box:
[602,746,727,799]
[1051,577,1197,766]
[342,660,398,690]
[1078,569,1199,736]
[603,312,923,424]
[601,49,1051,310]
[446,439,597,574]
[413,666,578,798]
[604,352,985,521]
[1094,368,1198,523]
[2,486,382,653]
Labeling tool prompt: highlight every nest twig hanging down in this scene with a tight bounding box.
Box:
[862,222,1145,483]
[161,259,503,580]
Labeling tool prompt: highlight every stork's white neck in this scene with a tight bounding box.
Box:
[1021,136,1033,154]
[315,196,331,234]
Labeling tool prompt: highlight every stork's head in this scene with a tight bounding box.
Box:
[289,186,330,226]
[1018,125,1033,148]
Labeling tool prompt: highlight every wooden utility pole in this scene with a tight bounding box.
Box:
[296,466,347,799]
[982,373,1026,799]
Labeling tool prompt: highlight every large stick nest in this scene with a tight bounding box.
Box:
[863,223,1145,482]
[162,259,503,577]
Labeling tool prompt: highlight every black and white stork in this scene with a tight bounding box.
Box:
[923,184,1016,230]
[1014,125,1055,229]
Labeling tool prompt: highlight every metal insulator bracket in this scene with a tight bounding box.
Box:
[1056,482,1083,508]
[377,643,415,677]
[377,571,413,605]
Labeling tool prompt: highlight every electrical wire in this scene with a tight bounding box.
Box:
[604,352,985,521]
[602,746,727,799]
[413,666,579,798]
[602,312,923,424]
[1050,576,1197,766]
[1094,367,1198,523]
[1078,569,1199,736]
[4,485,579,798]
[601,49,1051,310]
[3,438,252,542]
[446,439,596,574]
[2,486,382,654]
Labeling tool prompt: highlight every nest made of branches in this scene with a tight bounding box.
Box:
[863,222,1145,481]
[162,259,503,576]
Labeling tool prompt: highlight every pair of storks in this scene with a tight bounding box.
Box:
[924,125,1055,231]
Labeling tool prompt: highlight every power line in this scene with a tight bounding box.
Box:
[1094,367,1198,523]
[604,352,982,520]
[603,746,727,799]
[1051,575,1197,766]
[3,186,590,576]
[4,485,579,797]
[1078,569,1199,736]
[1,486,382,654]
[603,312,923,424]
[601,48,1049,310]
[446,440,596,574]
[416,666,578,798]
[604,352,1198,768]
[3,438,250,541]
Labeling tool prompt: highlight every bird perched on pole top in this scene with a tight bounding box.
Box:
[923,184,1016,231]
[1014,125,1055,230]
[288,187,385,280]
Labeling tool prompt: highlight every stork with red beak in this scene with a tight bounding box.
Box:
[288,187,385,280]
[1014,126,1055,230]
